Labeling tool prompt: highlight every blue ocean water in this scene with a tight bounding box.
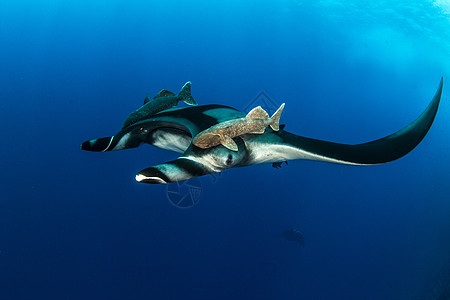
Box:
[0,1,449,299]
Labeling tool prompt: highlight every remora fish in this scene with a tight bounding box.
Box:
[122,81,197,129]
[192,103,285,151]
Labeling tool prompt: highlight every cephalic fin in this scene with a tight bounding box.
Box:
[136,157,215,184]
[220,135,238,151]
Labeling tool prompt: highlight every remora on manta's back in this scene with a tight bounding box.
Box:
[121,81,197,129]
[192,103,285,151]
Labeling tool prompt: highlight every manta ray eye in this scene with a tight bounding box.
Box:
[226,154,233,165]
[139,127,148,134]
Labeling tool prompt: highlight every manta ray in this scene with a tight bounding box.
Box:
[283,229,305,246]
[81,78,443,184]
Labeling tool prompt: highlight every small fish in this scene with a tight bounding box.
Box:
[122,81,197,129]
[272,161,288,169]
[193,103,285,151]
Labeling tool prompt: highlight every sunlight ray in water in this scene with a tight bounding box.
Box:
[434,0,450,15]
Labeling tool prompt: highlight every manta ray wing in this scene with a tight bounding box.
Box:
[244,78,443,166]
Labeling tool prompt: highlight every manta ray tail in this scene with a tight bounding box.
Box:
[135,158,213,184]
[270,103,285,131]
[178,81,198,106]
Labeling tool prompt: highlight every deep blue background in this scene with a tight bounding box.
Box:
[1,1,450,299]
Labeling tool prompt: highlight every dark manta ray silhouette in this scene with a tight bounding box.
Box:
[283,229,305,246]
[81,78,443,184]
